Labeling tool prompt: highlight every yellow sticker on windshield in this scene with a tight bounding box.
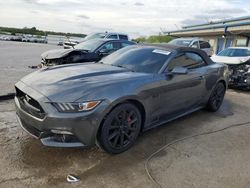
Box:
[152,49,171,55]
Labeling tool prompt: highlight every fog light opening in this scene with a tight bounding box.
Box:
[51,130,73,135]
[51,134,81,143]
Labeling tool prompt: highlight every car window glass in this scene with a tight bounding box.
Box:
[84,33,106,40]
[167,52,206,71]
[168,39,192,46]
[119,35,128,40]
[112,42,120,50]
[74,40,103,51]
[107,34,118,39]
[191,41,199,48]
[186,53,205,66]
[99,42,120,52]
[101,47,171,73]
[199,41,211,49]
[121,42,131,47]
[218,48,250,57]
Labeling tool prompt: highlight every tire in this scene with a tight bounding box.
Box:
[206,82,226,112]
[98,103,142,154]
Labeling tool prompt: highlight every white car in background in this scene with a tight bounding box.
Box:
[211,47,250,89]
[63,39,80,49]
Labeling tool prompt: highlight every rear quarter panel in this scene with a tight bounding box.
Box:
[203,63,229,103]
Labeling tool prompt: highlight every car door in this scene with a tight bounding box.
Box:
[158,51,207,122]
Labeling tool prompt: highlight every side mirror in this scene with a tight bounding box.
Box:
[171,66,188,74]
[98,49,109,56]
[191,44,198,48]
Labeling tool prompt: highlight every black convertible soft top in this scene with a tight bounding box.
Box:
[139,43,214,65]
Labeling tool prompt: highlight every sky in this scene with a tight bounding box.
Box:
[0,0,249,38]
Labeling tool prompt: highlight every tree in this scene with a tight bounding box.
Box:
[135,35,173,43]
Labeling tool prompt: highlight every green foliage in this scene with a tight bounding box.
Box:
[0,26,86,38]
[135,35,173,43]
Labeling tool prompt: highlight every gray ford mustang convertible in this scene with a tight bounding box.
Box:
[15,44,229,154]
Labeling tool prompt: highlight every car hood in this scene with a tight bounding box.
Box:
[41,49,80,59]
[211,55,250,65]
[19,63,152,102]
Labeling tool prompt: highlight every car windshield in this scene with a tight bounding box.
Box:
[74,39,103,51]
[101,46,171,73]
[84,33,106,40]
[168,39,192,46]
[218,48,250,57]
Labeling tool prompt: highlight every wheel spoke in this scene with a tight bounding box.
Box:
[211,92,217,100]
[216,92,224,103]
[114,116,121,124]
[127,126,137,131]
[108,131,119,140]
[109,125,120,130]
[121,110,127,121]
[216,86,225,98]
[128,117,138,126]
[119,132,125,147]
[124,132,132,141]
[113,134,120,147]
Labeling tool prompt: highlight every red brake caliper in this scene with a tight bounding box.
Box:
[127,115,132,123]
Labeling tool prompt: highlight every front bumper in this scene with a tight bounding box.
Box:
[229,75,250,89]
[15,82,109,147]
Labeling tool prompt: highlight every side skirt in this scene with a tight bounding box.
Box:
[142,106,204,132]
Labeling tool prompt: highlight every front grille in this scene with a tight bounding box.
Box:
[16,87,45,119]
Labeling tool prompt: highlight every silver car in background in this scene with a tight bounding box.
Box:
[169,38,213,56]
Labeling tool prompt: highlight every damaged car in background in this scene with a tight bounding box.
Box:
[15,44,229,154]
[41,39,135,66]
[212,47,250,90]
[63,32,129,49]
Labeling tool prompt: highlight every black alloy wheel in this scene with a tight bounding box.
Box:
[206,82,226,112]
[98,103,142,154]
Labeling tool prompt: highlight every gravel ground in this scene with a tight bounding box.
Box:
[0,41,249,188]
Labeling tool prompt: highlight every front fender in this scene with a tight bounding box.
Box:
[102,95,145,118]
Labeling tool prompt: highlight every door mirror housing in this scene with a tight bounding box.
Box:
[98,49,109,56]
[171,66,188,74]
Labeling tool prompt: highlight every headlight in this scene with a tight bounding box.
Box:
[52,101,101,113]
